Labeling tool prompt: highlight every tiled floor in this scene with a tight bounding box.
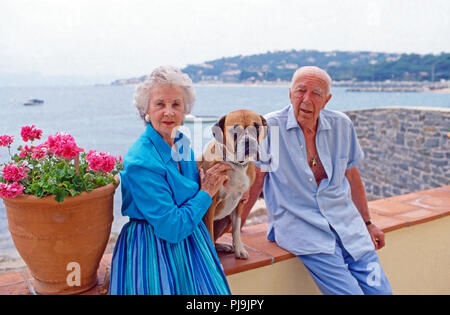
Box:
[1,185,449,295]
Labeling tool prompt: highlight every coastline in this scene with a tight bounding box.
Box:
[430,87,450,94]
[194,82,450,93]
[194,81,290,87]
[167,81,448,93]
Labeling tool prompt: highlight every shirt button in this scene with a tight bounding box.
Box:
[300,145,304,149]
[309,178,313,182]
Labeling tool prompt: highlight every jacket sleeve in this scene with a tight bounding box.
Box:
[125,164,212,243]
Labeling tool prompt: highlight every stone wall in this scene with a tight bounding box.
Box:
[345,107,450,199]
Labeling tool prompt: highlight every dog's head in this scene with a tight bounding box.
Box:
[212,110,268,164]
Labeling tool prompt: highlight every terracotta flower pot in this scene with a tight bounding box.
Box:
[1,178,120,295]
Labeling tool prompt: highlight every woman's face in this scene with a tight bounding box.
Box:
[146,84,185,145]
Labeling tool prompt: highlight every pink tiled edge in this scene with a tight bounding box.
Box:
[368,185,450,227]
[1,185,449,294]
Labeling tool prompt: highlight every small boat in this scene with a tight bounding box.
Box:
[185,114,218,123]
[24,99,44,106]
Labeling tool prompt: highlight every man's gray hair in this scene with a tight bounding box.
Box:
[134,66,196,122]
[290,66,332,95]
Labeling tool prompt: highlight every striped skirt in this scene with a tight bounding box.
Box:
[109,219,231,295]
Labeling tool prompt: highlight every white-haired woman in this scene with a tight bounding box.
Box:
[109,66,231,295]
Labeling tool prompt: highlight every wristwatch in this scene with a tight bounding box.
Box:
[365,220,373,226]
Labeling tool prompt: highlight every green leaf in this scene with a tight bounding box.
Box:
[54,187,69,203]
[94,176,106,186]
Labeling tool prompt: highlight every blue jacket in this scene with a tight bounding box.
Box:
[120,123,212,243]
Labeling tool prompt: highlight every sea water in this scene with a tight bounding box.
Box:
[0,84,449,262]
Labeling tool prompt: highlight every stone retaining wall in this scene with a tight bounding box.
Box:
[345,107,450,198]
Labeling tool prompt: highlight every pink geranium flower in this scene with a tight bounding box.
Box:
[45,132,84,160]
[21,125,43,142]
[19,145,33,158]
[0,135,14,147]
[31,144,49,160]
[0,182,24,198]
[2,163,29,182]
[86,150,116,173]
[0,125,121,202]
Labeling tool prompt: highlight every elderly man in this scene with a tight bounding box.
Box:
[247,66,392,295]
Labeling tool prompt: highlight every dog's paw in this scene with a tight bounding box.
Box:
[234,244,249,259]
[215,243,234,253]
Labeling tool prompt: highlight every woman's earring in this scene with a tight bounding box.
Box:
[145,114,150,123]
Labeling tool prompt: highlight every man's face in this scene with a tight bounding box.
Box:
[289,72,332,129]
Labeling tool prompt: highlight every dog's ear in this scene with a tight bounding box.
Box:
[212,115,226,143]
[258,115,268,142]
[260,115,268,127]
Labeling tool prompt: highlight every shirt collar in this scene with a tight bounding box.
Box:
[286,105,331,132]
[144,123,188,164]
[317,111,331,132]
[286,105,299,130]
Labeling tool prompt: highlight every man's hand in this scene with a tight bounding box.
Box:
[346,167,386,250]
[367,223,386,250]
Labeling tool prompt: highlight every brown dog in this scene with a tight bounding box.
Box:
[199,110,267,259]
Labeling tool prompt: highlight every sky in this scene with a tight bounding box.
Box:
[0,0,449,83]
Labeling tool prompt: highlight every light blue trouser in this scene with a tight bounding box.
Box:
[297,229,393,295]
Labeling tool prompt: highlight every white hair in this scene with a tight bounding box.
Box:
[290,66,332,95]
[133,66,196,122]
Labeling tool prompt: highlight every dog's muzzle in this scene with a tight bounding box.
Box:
[236,136,258,163]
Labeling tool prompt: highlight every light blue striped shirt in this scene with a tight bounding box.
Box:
[257,105,374,261]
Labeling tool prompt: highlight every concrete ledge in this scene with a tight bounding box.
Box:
[223,185,450,294]
[226,215,450,294]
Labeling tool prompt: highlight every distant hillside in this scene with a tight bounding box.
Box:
[111,50,450,85]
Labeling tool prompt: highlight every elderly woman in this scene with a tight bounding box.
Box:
[109,66,231,295]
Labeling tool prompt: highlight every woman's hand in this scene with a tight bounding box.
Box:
[199,163,232,198]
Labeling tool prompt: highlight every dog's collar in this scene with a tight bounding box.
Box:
[227,161,250,168]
